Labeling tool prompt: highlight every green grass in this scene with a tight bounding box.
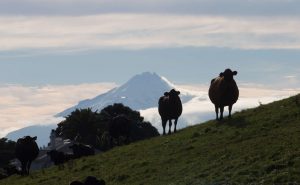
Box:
[1,94,300,185]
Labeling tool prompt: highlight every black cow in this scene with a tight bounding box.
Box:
[15,136,39,175]
[209,69,239,120]
[158,89,182,135]
[47,150,74,167]
[69,143,95,158]
[84,176,106,185]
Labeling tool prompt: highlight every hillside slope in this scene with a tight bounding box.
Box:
[1,94,300,185]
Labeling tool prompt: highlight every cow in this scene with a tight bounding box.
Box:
[209,68,239,120]
[47,150,74,168]
[158,89,182,135]
[15,136,39,175]
[83,176,106,185]
[69,143,95,159]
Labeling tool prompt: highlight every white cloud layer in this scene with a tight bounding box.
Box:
[0,83,116,137]
[0,14,300,51]
[0,82,298,137]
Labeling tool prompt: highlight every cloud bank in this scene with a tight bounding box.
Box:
[0,83,116,137]
[0,15,300,51]
[0,82,298,137]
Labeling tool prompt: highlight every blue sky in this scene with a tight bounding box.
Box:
[0,0,299,137]
[0,48,299,88]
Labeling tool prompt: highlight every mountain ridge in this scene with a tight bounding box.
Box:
[5,124,56,147]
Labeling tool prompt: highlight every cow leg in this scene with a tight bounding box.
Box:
[162,119,167,135]
[228,104,233,118]
[215,105,219,120]
[220,106,224,120]
[168,120,172,135]
[26,161,32,175]
[174,118,178,133]
[21,161,26,175]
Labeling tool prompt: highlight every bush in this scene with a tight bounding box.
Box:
[55,104,159,150]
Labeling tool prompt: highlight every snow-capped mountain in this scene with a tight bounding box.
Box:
[56,72,195,117]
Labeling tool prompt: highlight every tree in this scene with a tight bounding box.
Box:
[55,108,102,147]
[55,104,159,150]
[0,138,16,168]
[98,103,159,147]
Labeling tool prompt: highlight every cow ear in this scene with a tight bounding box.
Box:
[233,71,238,75]
[164,92,169,96]
[219,72,224,77]
[177,91,180,95]
[33,136,37,140]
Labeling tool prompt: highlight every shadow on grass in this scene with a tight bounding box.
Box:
[216,116,249,128]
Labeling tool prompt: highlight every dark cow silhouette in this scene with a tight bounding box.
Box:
[109,115,131,144]
[158,89,182,135]
[15,136,39,175]
[84,176,106,185]
[69,143,95,158]
[47,150,74,167]
[209,68,239,120]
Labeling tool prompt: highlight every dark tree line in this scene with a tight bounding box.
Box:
[55,103,159,150]
[0,138,16,168]
[0,138,16,179]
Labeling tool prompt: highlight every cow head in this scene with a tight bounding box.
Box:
[169,89,180,97]
[219,68,237,81]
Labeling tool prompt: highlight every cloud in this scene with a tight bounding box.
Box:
[0,15,300,51]
[0,83,116,137]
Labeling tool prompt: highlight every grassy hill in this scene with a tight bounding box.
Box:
[1,94,300,185]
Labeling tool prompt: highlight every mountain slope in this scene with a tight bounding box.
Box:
[1,94,300,185]
[5,124,56,147]
[56,72,194,117]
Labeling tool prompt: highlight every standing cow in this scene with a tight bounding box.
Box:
[209,68,239,120]
[69,143,95,159]
[158,89,182,135]
[15,136,39,175]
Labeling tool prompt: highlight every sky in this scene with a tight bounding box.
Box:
[0,0,300,137]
